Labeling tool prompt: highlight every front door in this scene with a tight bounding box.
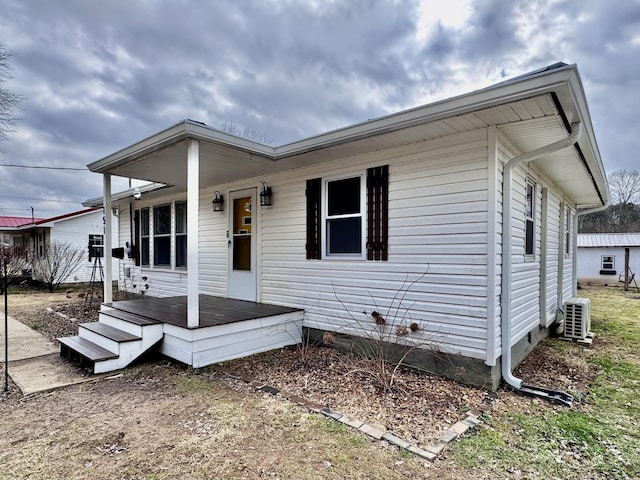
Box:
[228,189,257,301]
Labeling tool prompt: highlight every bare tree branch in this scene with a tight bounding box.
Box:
[608,169,640,205]
[31,242,85,292]
[218,120,275,146]
[0,43,22,142]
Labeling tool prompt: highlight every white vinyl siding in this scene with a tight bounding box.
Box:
[113,125,582,365]
[115,129,490,359]
[496,133,576,352]
[48,210,118,283]
[259,129,491,360]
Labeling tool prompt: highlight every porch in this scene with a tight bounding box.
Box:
[58,295,304,373]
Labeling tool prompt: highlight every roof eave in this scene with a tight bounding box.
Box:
[272,64,579,158]
[87,120,276,174]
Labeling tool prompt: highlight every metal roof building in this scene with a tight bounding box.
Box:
[577,233,640,248]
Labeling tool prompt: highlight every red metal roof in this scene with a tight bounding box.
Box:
[0,216,44,228]
[33,208,100,225]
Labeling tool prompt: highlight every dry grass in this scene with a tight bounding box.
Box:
[2,286,637,479]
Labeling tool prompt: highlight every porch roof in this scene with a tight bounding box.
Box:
[86,63,609,209]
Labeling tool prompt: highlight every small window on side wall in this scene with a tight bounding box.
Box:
[601,255,615,271]
[525,181,535,256]
[565,208,571,255]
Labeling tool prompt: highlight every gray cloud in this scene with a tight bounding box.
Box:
[0,0,638,218]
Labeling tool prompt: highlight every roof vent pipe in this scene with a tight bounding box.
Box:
[501,122,583,392]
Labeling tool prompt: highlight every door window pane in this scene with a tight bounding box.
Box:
[232,197,251,271]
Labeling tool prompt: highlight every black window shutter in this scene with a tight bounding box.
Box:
[134,210,141,266]
[306,178,322,260]
[367,165,389,261]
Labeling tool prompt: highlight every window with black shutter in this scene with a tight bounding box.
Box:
[305,165,388,261]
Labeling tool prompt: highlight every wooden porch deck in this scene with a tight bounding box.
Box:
[105,294,303,329]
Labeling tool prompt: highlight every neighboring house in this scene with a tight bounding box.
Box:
[76,63,608,390]
[577,233,640,285]
[0,208,118,283]
[1,216,44,249]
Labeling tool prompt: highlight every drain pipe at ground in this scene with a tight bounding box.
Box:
[500,122,583,401]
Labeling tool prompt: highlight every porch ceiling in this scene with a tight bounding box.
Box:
[88,64,609,208]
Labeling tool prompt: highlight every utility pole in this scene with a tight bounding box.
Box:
[3,256,8,392]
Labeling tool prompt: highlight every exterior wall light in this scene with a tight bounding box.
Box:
[211,191,225,212]
[133,187,142,200]
[260,181,273,207]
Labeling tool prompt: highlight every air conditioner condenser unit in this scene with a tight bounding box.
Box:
[563,298,591,340]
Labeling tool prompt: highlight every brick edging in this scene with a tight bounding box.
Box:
[217,369,496,461]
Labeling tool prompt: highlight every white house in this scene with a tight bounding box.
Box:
[577,233,640,286]
[72,63,609,391]
[3,208,118,283]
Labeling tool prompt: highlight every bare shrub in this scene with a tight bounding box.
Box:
[0,245,29,293]
[31,242,85,292]
[324,271,448,394]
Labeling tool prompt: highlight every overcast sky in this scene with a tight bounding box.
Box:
[0,0,638,219]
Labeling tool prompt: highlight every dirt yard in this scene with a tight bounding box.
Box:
[0,289,601,479]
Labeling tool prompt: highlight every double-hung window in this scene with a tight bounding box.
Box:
[525,181,536,256]
[306,165,388,261]
[140,208,150,266]
[153,204,171,267]
[565,208,571,255]
[175,201,187,268]
[601,255,615,272]
[325,176,364,256]
[88,234,104,259]
[137,202,186,269]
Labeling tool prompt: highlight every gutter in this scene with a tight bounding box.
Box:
[500,122,583,405]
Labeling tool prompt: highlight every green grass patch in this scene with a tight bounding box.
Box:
[452,287,640,479]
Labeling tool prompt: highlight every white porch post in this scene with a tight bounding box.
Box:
[187,139,200,328]
[103,174,113,304]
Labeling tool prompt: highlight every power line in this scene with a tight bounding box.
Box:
[0,163,87,171]
[0,194,81,203]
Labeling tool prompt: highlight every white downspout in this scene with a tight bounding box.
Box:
[501,122,583,389]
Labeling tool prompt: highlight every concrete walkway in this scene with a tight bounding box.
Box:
[1,314,98,395]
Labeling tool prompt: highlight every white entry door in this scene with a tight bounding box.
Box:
[228,188,257,301]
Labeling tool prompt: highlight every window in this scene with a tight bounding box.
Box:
[137,202,186,269]
[140,208,150,266]
[325,176,364,256]
[601,256,615,271]
[565,208,571,255]
[175,201,187,268]
[88,234,104,259]
[153,205,171,266]
[306,166,388,260]
[525,181,535,256]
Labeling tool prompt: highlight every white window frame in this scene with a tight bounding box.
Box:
[139,207,150,267]
[601,255,615,271]
[175,201,187,269]
[525,180,536,257]
[137,201,187,270]
[565,207,571,256]
[88,234,104,260]
[322,173,366,259]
